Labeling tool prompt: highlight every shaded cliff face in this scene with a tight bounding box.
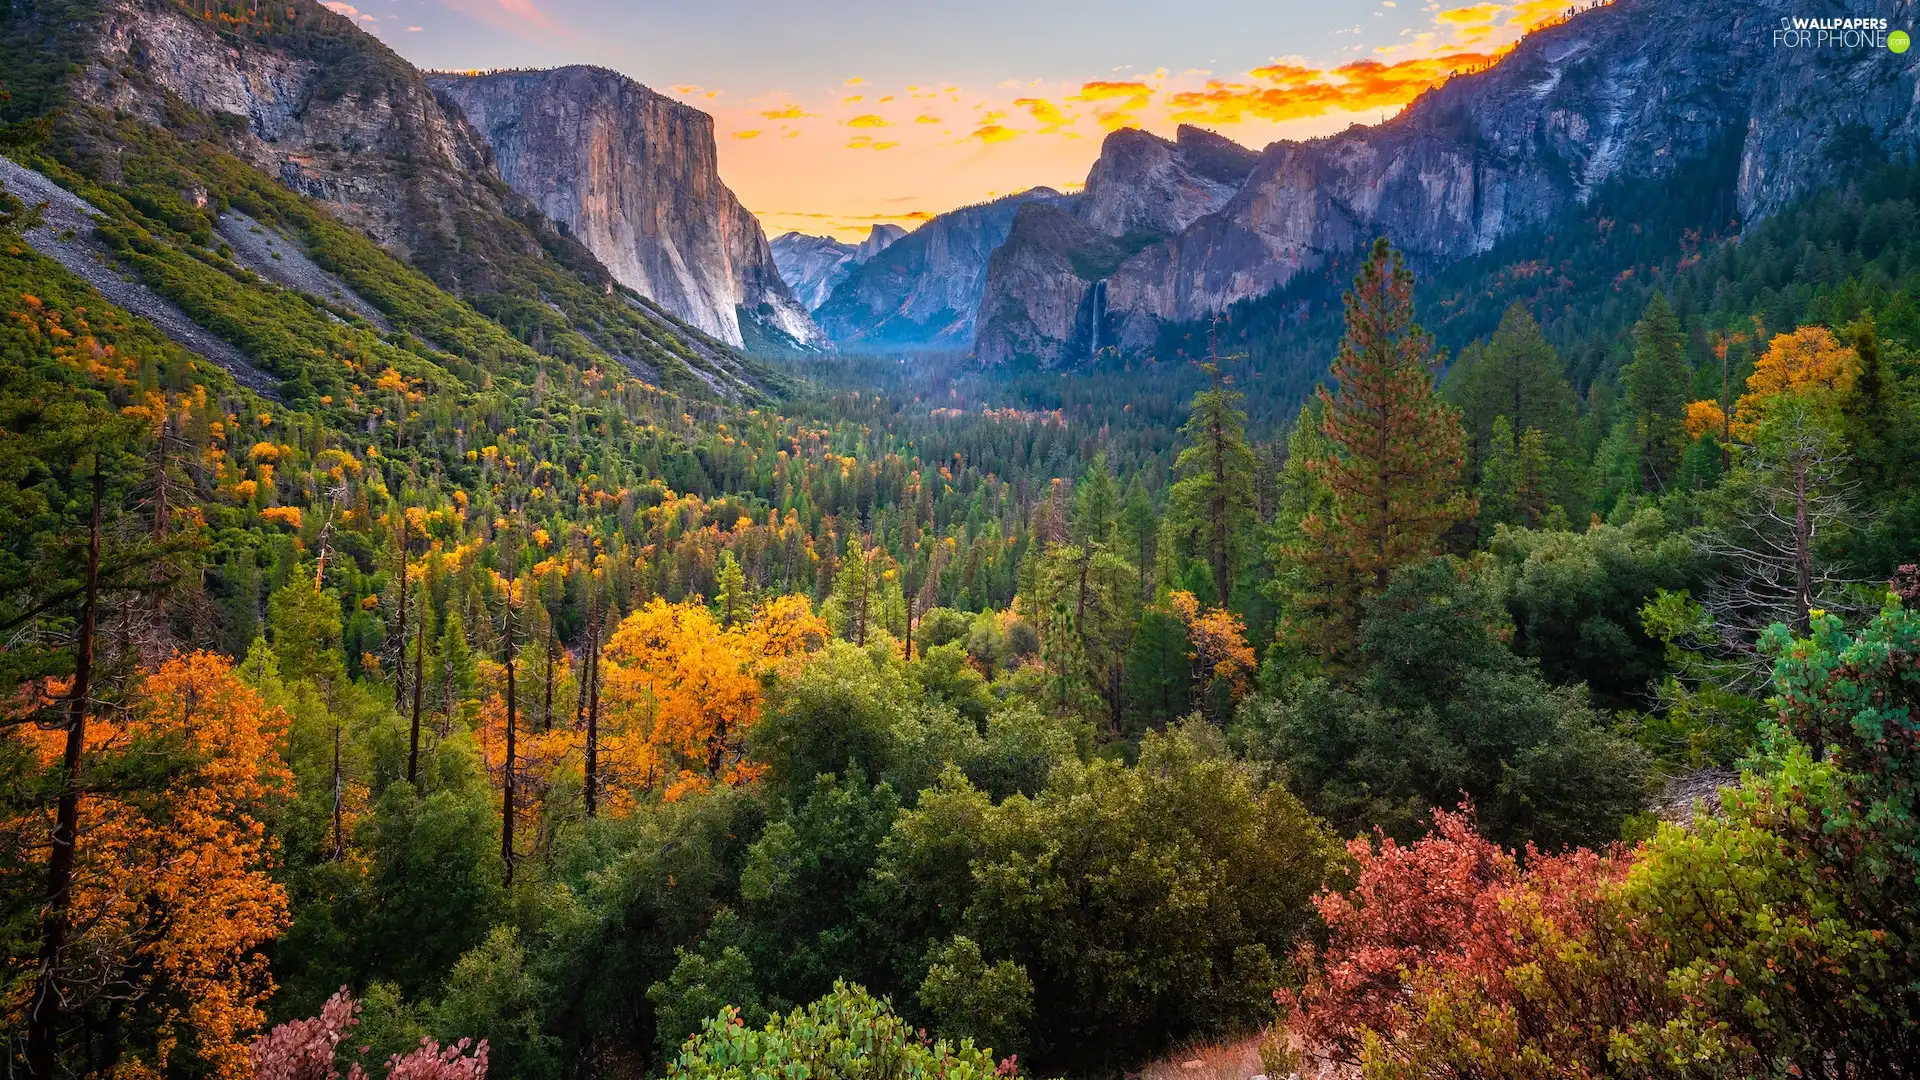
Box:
[772,224,905,311]
[815,189,1070,347]
[71,0,499,262]
[431,66,825,350]
[977,0,1920,363]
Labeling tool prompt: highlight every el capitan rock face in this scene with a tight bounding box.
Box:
[974,0,1920,364]
[430,66,825,350]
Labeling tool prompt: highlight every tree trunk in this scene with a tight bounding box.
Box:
[25,461,104,1080]
[584,592,603,819]
[1794,456,1813,634]
[501,561,519,886]
[409,595,425,785]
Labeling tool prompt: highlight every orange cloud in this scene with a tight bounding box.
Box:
[439,0,560,35]
[760,104,811,120]
[1013,97,1073,134]
[1071,80,1153,129]
[915,114,942,124]
[1437,2,1504,25]
[970,124,1017,144]
[734,129,763,139]
[844,76,867,86]
[845,136,899,151]
[846,114,891,128]
[1167,49,1502,125]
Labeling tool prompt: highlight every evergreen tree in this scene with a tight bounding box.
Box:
[831,536,877,646]
[1445,302,1578,470]
[1623,292,1690,492]
[715,552,750,629]
[1293,238,1473,651]
[1117,478,1157,601]
[1168,336,1259,609]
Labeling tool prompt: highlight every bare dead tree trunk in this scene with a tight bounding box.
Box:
[541,606,555,733]
[25,459,104,1080]
[395,520,408,702]
[409,592,425,786]
[501,554,520,886]
[330,714,344,860]
[584,587,603,819]
[1793,456,1813,635]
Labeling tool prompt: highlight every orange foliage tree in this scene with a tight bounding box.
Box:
[1687,325,1858,443]
[599,596,827,802]
[6,652,292,1080]
[1168,589,1255,717]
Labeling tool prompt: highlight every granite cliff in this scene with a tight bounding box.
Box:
[430,66,826,350]
[814,189,1070,348]
[974,126,1258,366]
[772,224,904,311]
[975,0,1920,365]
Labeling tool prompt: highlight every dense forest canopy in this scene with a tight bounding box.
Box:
[3,10,1920,1076]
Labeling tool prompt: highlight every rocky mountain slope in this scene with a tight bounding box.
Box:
[975,126,1258,366]
[772,223,904,311]
[0,0,770,397]
[430,66,825,351]
[814,189,1070,348]
[975,0,1920,365]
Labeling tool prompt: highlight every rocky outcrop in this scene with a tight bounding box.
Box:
[974,203,1161,366]
[431,65,826,350]
[975,0,1920,363]
[773,233,856,310]
[974,125,1258,365]
[1081,125,1259,238]
[772,224,905,311]
[67,0,502,263]
[815,189,1071,347]
[854,223,907,264]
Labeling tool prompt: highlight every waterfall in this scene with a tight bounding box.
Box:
[1088,279,1106,360]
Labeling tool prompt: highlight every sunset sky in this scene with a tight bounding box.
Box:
[326,0,1575,239]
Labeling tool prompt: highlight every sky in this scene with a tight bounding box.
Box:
[325,0,1578,240]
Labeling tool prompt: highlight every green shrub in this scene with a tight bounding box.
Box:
[667,982,1001,1080]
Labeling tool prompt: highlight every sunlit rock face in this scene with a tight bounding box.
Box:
[432,65,825,349]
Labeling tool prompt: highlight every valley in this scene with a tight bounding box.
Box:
[1,0,1918,1078]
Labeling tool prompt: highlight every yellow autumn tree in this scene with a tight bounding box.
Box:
[1687,325,1857,443]
[600,596,827,803]
[7,652,292,1080]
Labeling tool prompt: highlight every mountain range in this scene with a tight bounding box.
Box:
[778,0,1918,365]
[4,0,1916,393]
[771,224,905,311]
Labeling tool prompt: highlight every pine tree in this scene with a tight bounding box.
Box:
[1295,238,1473,648]
[1623,292,1689,492]
[715,552,749,629]
[1445,303,1578,470]
[1168,327,1258,609]
[832,536,877,645]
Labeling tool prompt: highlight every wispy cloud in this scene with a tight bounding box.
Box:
[437,0,563,36]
